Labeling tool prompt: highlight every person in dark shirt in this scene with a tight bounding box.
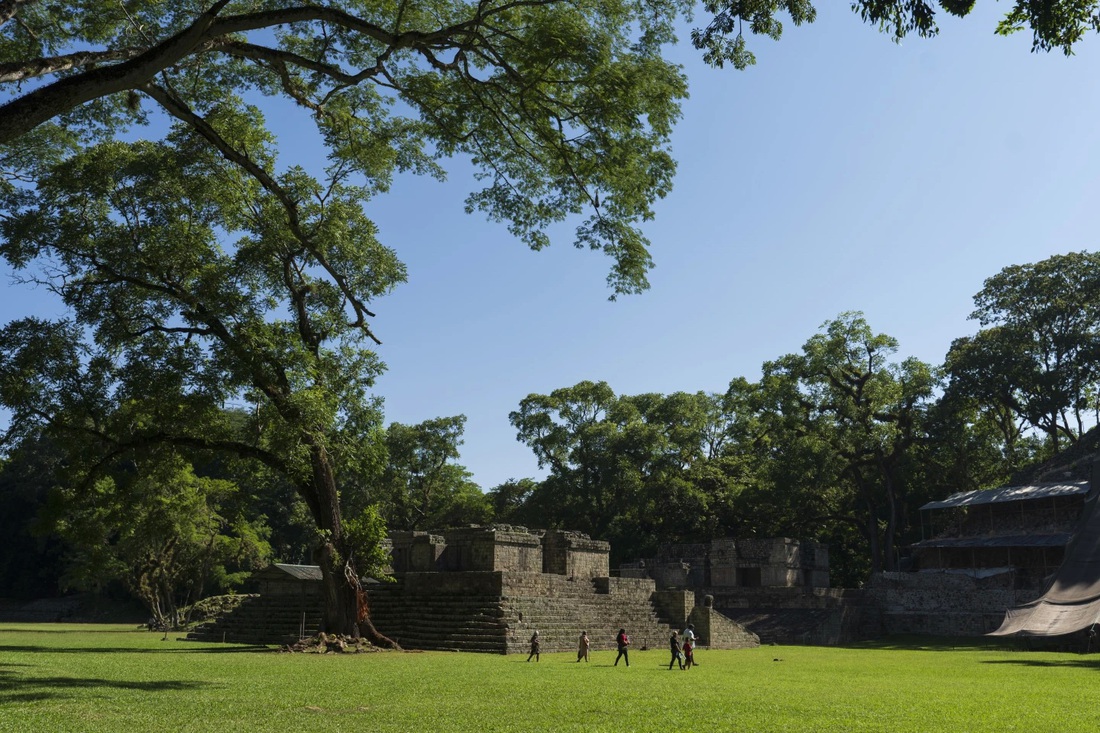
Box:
[527,630,540,662]
[668,630,684,670]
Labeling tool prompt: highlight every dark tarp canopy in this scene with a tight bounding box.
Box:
[990,483,1100,637]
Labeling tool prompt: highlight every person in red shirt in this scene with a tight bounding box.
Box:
[614,628,630,667]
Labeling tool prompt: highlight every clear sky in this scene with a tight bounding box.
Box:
[3,4,1099,491]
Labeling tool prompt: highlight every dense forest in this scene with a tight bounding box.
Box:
[2,250,1098,621]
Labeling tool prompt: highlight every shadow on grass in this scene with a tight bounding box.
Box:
[0,643,274,654]
[842,635,1029,653]
[0,669,212,704]
[982,658,1100,669]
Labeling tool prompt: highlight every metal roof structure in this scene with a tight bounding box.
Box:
[268,563,323,581]
[919,480,1090,511]
[911,533,1071,549]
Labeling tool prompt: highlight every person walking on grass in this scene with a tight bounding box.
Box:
[577,630,590,662]
[527,630,540,662]
[668,630,684,670]
[614,628,630,667]
[681,624,698,668]
[682,633,695,670]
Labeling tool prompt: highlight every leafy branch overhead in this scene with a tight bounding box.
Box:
[1,0,692,296]
[692,0,1100,69]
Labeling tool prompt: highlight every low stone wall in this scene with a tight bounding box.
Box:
[687,606,760,649]
[708,586,849,610]
[864,570,1041,637]
[401,570,505,596]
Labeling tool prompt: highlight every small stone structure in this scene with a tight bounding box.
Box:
[387,526,608,578]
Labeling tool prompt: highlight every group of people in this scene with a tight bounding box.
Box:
[668,624,697,670]
[525,624,699,669]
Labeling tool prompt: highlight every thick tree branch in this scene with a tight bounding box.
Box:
[0,47,146,83]
[0,0,232,145]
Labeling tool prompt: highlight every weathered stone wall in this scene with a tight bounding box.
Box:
[640,537,830,590]
[687,605,760,649]
[388,531,446,573]
[864,570,1042,637]
[542,530,610,578]
[705,586,863,644]
[400,570,506,596]
[707,586,850,611]
[622,560,692,588]
[652,589,695,629]
[391,528,545,572]
[390,526,612,576]
[437,526,543,572]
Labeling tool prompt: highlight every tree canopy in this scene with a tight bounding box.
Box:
[945,251,1100,452]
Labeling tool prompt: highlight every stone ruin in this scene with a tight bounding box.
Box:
[386,525,610,578]
[194,508,1096,649]
[620,537,856,645]
[621,537,830,590]
[188,525,761,653]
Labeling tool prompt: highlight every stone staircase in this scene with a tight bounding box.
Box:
[187,572,680,653]
[365,588,512,653]
[186,593,322,645]
[500,583,675,654]
[365,574,677,654]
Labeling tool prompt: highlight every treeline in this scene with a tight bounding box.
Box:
[2,251,1099,618]
[491,251,1100,583]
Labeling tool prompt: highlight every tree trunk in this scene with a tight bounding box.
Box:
[867,509,882,575]
[881,468,899,573]
[308,441,398,647]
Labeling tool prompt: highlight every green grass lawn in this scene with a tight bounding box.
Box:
[2,624,1099,732]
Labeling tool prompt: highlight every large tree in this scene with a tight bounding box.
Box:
[749,313,937,576]
[0,0,687,639]
[691,0,1100,69]
[510,381,734,561]
[379,416,490,530]
[945,251,1100,453]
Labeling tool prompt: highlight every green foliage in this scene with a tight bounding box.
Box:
[507,314,941,583]
[0,436,68,599]
[44,455,270,629]
[0,0,692,634]
[342,504,391,582]
[945,250,1100,453]
[377,416,490,531]
[510,382,741,561]
[691,0,1100,69]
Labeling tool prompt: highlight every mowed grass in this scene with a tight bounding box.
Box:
[2,624,1100,732]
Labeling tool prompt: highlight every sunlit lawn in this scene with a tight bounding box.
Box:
[2,623,1099,732]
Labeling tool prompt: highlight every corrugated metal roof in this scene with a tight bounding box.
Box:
[920,481,1089,511]
[911,533,1071,549]
[272,563,323,581]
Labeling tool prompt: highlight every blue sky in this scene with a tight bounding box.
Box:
[3,4,1099,491]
